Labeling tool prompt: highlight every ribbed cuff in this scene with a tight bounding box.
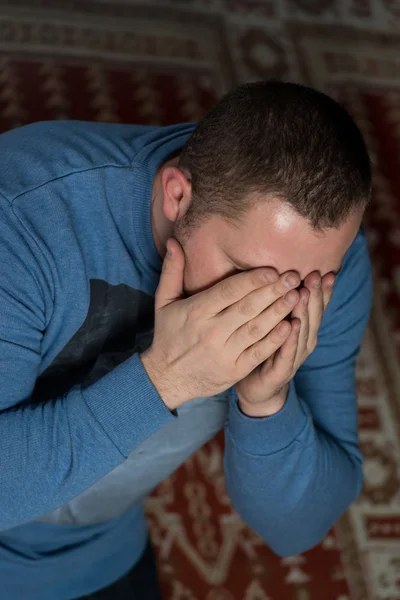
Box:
[227,382,309,455]
[83,353,176,457]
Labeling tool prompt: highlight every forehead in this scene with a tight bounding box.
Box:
[217,201,362,279]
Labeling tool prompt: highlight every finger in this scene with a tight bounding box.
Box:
[197,267,282,317]
[237,317,293,373]
[291,287,310,366]
[218,270,300,333]
[154,238,186,310]
[321,273,335,310]
[270,318,300,382]
[230,288,300,354]
[304,271,324,352]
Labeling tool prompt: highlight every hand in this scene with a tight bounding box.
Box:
[140,238,302,411]
[236,271,336,417]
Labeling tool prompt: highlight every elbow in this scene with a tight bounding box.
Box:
[268,483,364,557]
[244,483,363,558]
[268,529,328,558]
[232,506,333,558]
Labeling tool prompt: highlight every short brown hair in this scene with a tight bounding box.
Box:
[178,80,371,233]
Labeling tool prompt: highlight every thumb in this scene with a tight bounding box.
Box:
[155,238,185,310]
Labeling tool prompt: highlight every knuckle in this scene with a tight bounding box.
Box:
[220,278,236,302]
[238,298,255,317]
[274,298,287,316]
[249,343,264,364]
[186,299,202,322]
[251,270,265,287]
[264,268,280,283]
[272,282,285,297]
[246,318,261,339]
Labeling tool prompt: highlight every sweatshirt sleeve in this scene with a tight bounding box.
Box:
[223,227,371,557]
[0,199,175,531]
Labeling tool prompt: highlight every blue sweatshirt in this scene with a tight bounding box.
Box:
[0,121,371,600]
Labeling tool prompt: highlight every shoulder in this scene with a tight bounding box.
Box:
[338,225,370,285]
[322,225,372,335]
[334,225,371,302]
[0,120,152,202]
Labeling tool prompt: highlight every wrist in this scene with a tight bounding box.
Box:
[237,384,289,418]
[140,350,179,412]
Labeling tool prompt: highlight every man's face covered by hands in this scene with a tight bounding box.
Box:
[147,161,366,416]
[173,196,363,297]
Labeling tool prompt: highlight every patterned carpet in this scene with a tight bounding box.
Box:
[0,1,399,599]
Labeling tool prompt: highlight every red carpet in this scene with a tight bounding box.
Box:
[0,2,400,599]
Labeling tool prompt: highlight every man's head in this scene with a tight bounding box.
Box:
[156,80,371,295]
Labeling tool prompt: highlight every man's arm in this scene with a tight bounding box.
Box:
[0,199,175,531]
[223,227,371,556]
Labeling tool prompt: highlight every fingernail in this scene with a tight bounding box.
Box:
[313,277,321,288]
[303,292,309,305]
[166,239,172,257]
[327,276,335,287]
[284,274,298,288]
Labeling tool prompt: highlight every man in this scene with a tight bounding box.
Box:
[0,80,371,599]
